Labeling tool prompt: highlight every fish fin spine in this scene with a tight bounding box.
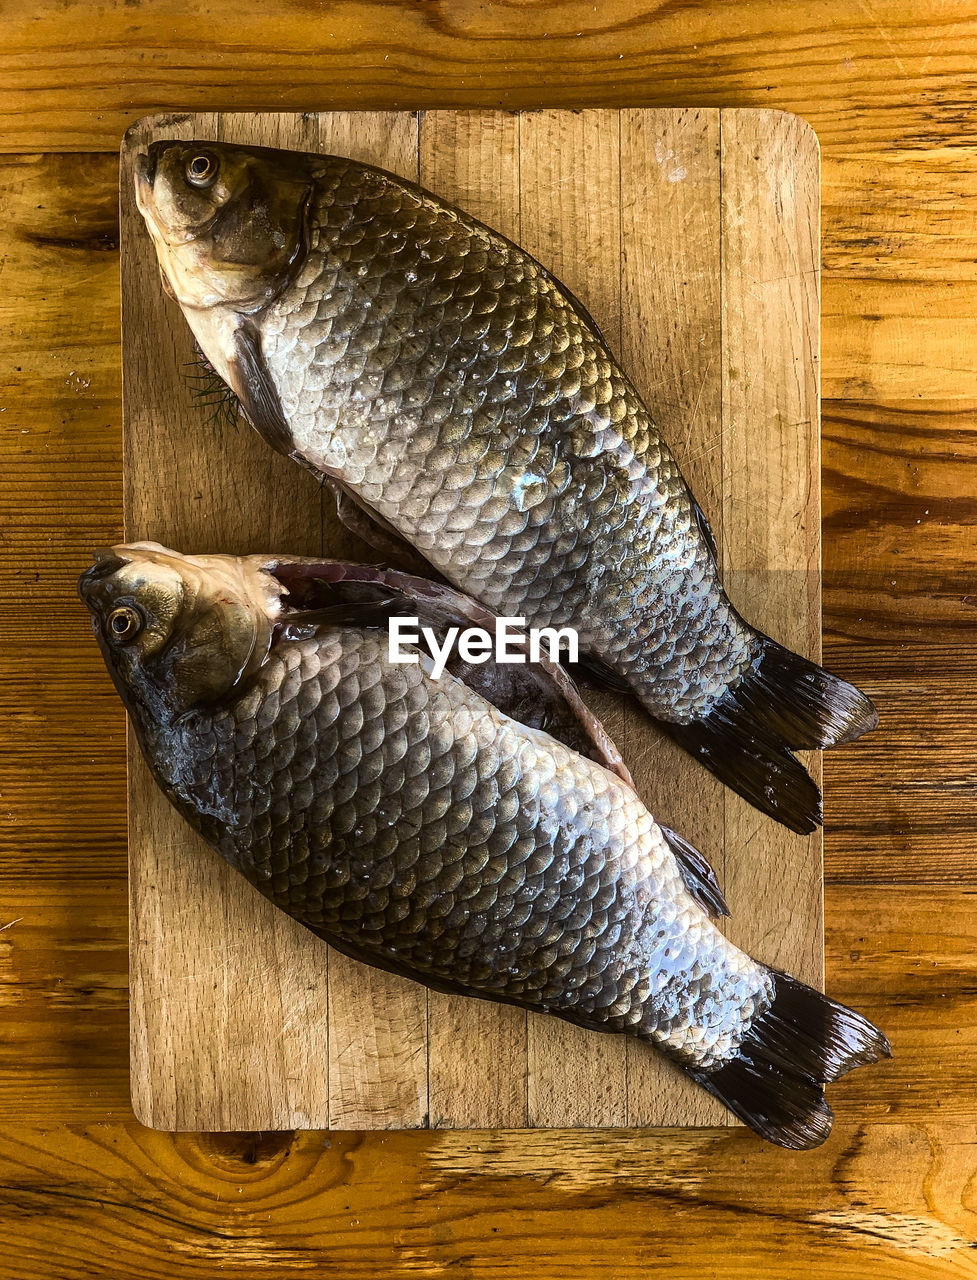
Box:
[659,713,823,835]
[731,634,878,751]
[660,825,729,917]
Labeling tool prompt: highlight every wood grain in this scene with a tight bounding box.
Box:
[119,109,822,1132]
[5,1,977,156]
[2,1118,977,1278]
[3,3,977,1271]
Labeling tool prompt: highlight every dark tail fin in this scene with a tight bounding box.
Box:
[691,970,891,1150]
[659,636,878,834]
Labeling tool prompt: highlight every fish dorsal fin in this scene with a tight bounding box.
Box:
[267,558,633,787]
[660,825,729,917]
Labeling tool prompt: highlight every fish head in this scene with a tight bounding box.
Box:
[79,542,282,725]
[134,140,314,312]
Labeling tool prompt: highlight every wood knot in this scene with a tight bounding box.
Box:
[195,1130,297,1173]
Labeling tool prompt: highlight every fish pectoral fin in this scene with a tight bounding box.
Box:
[229,320,292,455]
[275,595,410,641]
[660,825,729,917]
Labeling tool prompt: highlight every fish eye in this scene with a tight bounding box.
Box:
[185,151,219,189]
[107,604,144,643]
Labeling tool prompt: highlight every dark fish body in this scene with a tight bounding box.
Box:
[80,544,889,1149]
[135,139,878,834]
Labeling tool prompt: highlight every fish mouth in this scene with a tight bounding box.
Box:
[78,550,127,608]
[133,150,158,226]
[138,144,159,187]
[135,140,175,197]
[79,543,167,604]
[133,142,175,235]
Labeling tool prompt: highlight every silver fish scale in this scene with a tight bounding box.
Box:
[258,160,757,722]
[175,626,772,1072]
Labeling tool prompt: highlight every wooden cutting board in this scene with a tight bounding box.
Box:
[119,108,822,1132]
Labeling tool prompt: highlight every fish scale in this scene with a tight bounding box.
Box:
[259,160,750,719]
[169,625,769,1070]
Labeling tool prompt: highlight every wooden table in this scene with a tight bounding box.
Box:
[2,4,975,1275]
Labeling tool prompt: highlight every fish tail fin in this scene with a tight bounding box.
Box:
[658,635,878,834]
[691,970,891,1150]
